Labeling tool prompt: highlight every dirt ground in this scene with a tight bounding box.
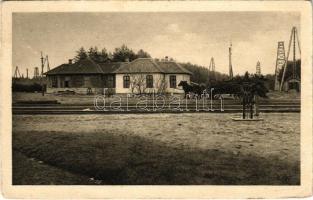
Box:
[13,113,300,185]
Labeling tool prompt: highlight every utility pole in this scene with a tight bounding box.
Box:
[229,42,234,79]
[40,52,45,96]
[26,68,29,79]
[41,52,44,77]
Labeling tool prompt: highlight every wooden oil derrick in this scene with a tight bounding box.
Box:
[45,55,50,71]
[256,61,261,76]
[40,52,51,75]
[34,67,39,78]
[209,57,216,81]
[279,26,301,91]
[274,41,286,91]
[13,66,21,78]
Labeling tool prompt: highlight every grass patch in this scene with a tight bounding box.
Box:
[13,130,300,185]
[13,151,99,185]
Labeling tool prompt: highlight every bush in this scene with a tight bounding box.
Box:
[12,82,44,92]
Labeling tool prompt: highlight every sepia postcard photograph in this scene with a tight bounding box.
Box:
[0,1,312,199]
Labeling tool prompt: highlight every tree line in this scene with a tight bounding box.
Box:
[180,62,229,85]
[73,45,151,63]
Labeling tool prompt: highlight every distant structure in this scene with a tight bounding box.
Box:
[26,68,29,79]
[229,42,233,79]
[41,52,45,76]
[256,61,261,76]
[40,52,51,77]
[208,57,216,81]
[34,67,40,78]
[13,66,21,78]
[274,41,286,91]
[46,55,50,71]
[279,26,301,92]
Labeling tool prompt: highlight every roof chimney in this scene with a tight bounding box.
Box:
[68,59,73,64]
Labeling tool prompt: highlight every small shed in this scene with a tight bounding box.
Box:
[283,77,300,92]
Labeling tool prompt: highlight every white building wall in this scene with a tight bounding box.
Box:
[165,74,190,94]
[115,73,190,94]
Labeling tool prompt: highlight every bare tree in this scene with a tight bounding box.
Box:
[155,75,167,94]
[129,73,147,95]
[127,73,168,95]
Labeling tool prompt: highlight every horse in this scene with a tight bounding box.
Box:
[178,81,206,98]
[207,80,244,100]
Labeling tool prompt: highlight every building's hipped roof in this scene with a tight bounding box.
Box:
[113,58,163,74]
[45,58,103,75]
[157,61,192,74]
[98,62,125,74]
[45,57,192,75]
[114,58,192,75]
[45,58,124,75]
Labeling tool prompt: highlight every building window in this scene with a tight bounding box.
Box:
[64,76,70,88]
[84,76,90,87]
[51,76,57,88]
[103,75,115,88]
[123,75,130,88]
[170,75,176,88]
[146,75,153,88]
[107,75,114,88]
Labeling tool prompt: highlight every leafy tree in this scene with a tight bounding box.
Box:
[112,44,137,62]
[99,48,109,62]
[87,47,97,61]
[180,62,228,85]
[74,47,88,63]
[107,52,114,62]
[263,74,276,91]
[87,46,109,63]
[209,72,269,119]
[136,49,151,58]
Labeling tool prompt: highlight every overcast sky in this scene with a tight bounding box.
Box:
[13,12,300,77]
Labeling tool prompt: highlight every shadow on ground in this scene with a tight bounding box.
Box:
[13,130,299,185]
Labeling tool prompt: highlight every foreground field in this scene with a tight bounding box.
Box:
[13,113,300,185]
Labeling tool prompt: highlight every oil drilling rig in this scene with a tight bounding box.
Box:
[13,52,50,79]
[13,66,22,79]
[208,57,216,81]
[256,61,261,76]
[33,52,50,78]
[274,41,286,90]
[34,67,40,78]
[274,27,301,92]
[40,52,50,76]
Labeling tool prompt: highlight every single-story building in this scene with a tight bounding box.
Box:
[44,57,192,95]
